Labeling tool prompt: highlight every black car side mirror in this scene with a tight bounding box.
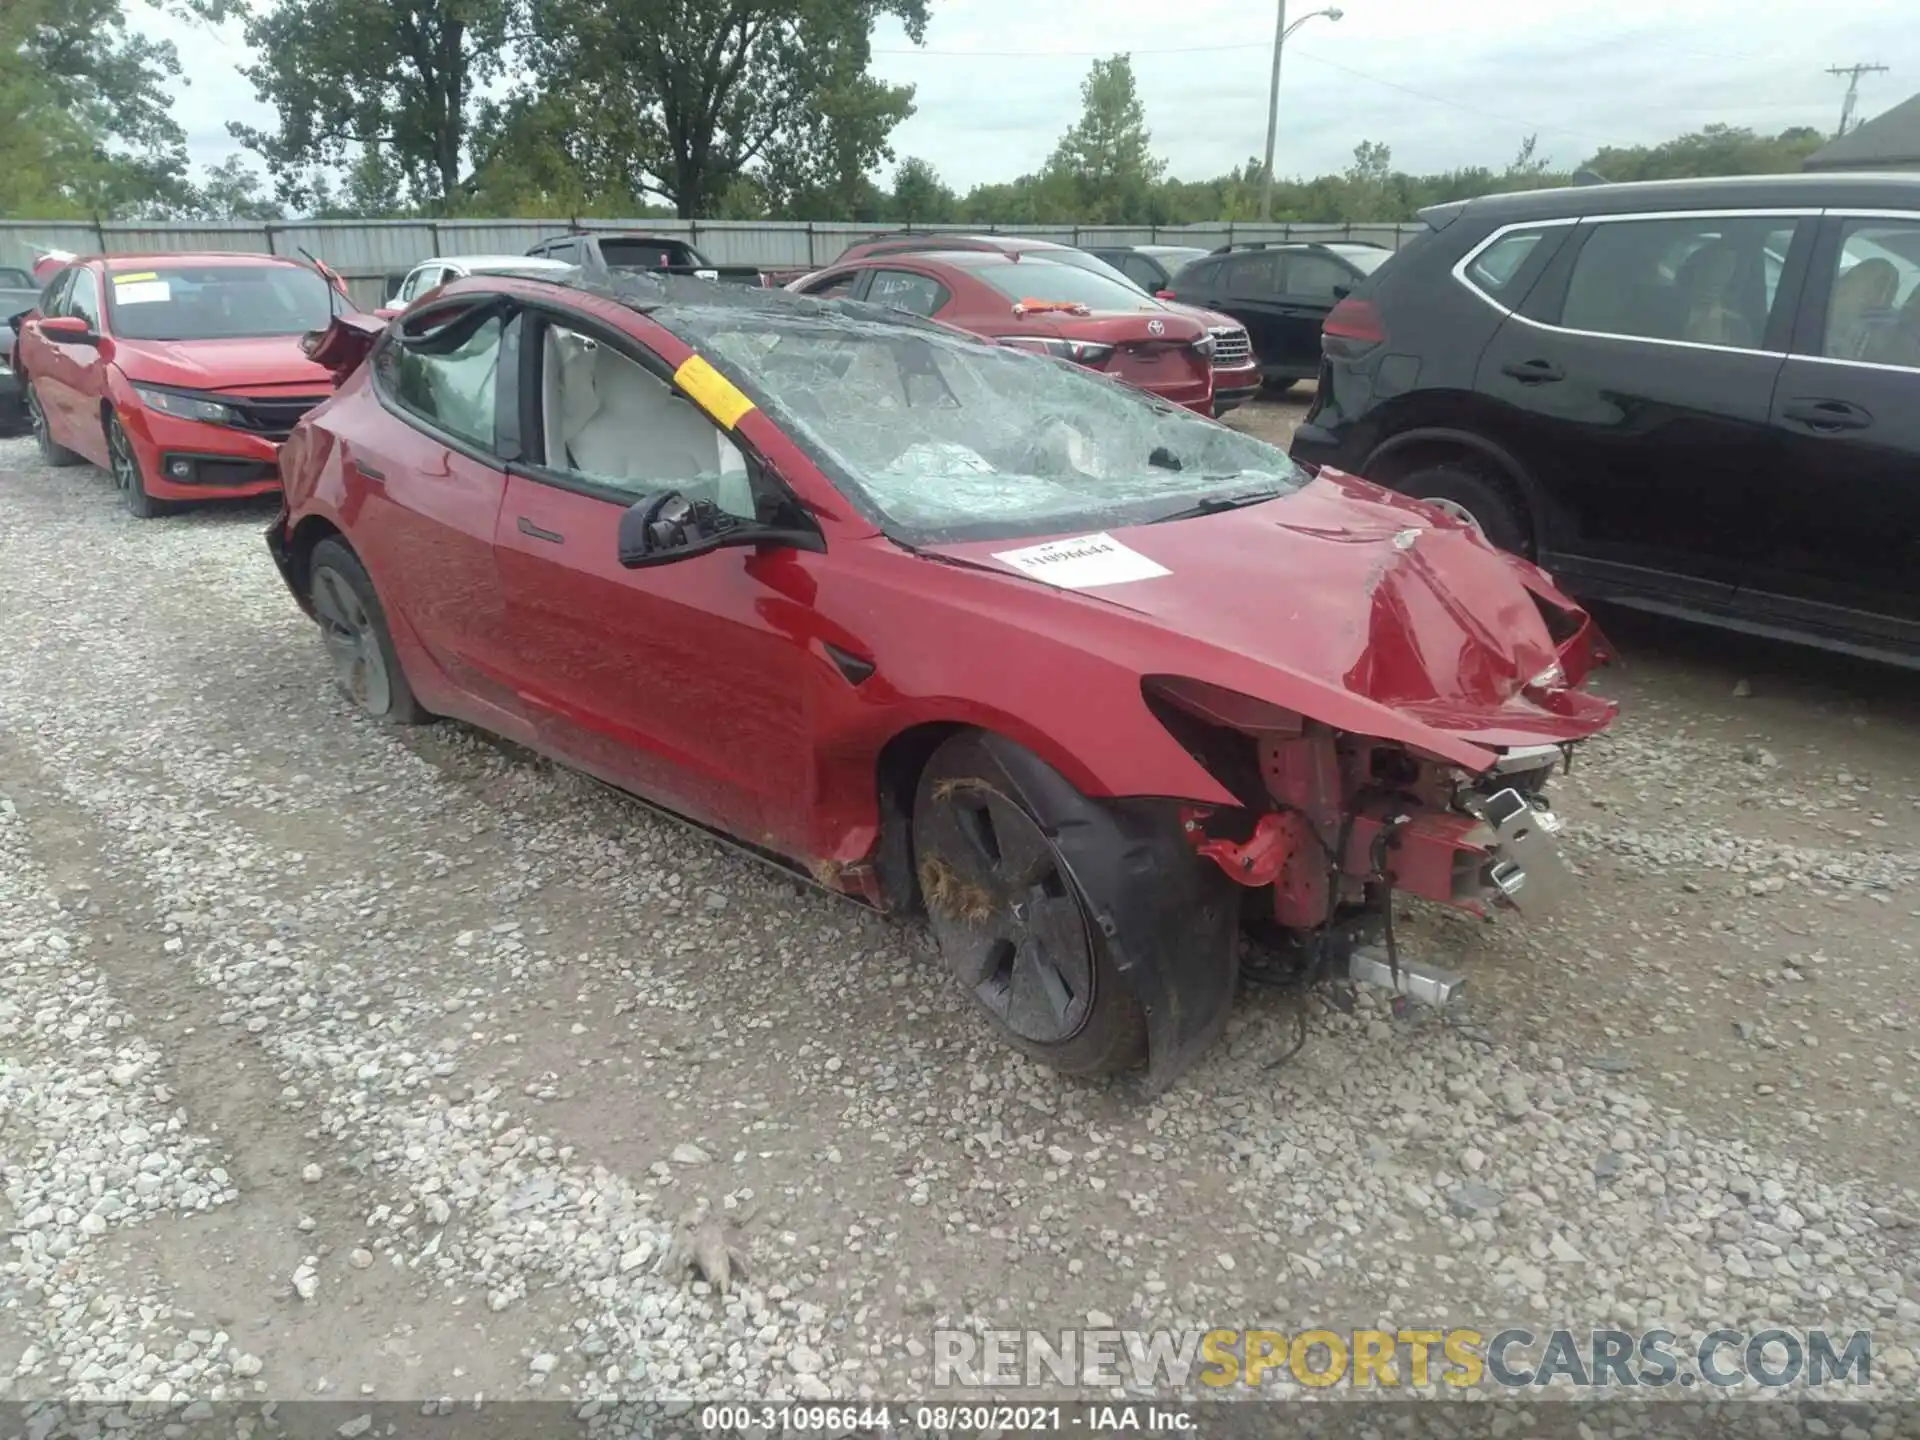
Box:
[1332,284,1352,301]
[616,489,825,569]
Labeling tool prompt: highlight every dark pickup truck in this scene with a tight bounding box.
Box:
[526,233,767,286]
[0,265,38,435]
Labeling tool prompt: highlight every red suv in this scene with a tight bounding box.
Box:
[14,253,349,516]
[813,232,1260,414]
[790,250,1215,412]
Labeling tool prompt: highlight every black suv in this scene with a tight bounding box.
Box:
[1169,240,1393,391]
[1084,244,1211,296]
[1289,173,1920,667]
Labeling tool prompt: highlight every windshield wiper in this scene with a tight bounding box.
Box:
[1150,486,1288,523]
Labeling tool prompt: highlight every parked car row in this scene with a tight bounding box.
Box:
[21,171,1916,1083]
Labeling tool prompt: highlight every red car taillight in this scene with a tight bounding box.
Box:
[1322,296,1385,358]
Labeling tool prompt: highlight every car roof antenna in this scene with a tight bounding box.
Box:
[296,245,344,314]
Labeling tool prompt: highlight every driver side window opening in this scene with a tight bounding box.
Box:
[68,270,102,330]
[539,322,757,521]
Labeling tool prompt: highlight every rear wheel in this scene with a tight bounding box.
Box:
[27,383,82,467]
[912,732,1145,1077]
[308,538,429,724]
[106,413,166,518]
[1396,463,1530,557]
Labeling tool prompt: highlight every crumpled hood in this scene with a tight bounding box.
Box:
[925,471,1616,755]
[111,336,335,392]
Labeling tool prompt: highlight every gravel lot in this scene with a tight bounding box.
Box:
[3,403,1919,1419]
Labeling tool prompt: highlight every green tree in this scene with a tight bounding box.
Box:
[193,154,282,219]
[229,0,523,212]
[1,0,208,217]
[888,156,954,223]
[1042,54,1164,223]
[1580,124,1823,183]
[1338,138,1395,219]
[500,0,929,220]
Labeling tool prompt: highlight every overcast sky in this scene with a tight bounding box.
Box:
[145,0,1917,194]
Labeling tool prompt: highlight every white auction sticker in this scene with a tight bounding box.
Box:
[113,280,171,305]
[990,532,1171,589]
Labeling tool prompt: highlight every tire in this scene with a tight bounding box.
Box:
[1396,463,1530,557]
[911,732,1146,1077]
[307,537,429,724]
[106,412,166,518]
[1260,377,1299,398]
[27,382,83,467]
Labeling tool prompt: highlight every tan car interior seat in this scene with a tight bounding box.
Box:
[543,327,755,517]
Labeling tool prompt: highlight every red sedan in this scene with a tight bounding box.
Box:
[13,253,348,516]
[788,250,1217,414]
[268,272,1616,1090]
[806,232,1262,415]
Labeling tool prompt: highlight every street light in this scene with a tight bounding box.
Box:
[1260,2,1344,222]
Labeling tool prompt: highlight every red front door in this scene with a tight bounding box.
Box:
[32,267,110,464]
[337,311,522,728]
[492,476,820,855]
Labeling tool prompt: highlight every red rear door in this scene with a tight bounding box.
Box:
[490,315,819,851]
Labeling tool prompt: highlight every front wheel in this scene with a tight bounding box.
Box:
[912,732,1145,1077]
[106,413,166,518]
[27,383,83,467]
[1260,377,1299,398]
[1397,463,1530,557]
[308,538,429,724]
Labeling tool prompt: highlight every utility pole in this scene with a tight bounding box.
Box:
[1827,63,1888,138]
[1259,2,1344,222]
[1260,0,1288,224]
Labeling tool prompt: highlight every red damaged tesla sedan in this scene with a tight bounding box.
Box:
[268,271,1616,1091]
[14,253,347,516]
[787,250,1217,414]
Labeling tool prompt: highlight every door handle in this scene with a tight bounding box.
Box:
[1501,359,1564,384]
[517,516,564,544]
[348,457,385,482]
[1781,398,1871,433]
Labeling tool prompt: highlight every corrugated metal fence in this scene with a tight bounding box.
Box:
[0,217,1426,310]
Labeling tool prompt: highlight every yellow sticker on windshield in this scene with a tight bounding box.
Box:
[673,354,755,430]
[112,271,158,284]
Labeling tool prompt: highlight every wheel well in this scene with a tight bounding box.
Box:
[1360,434,1535,544]
[872,721,969,915]
[285,516,346,597]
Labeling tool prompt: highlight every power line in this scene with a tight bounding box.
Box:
[1286,48,1615,145]
[1827,62,1889,137]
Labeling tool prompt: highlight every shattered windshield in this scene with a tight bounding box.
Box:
[667,303,1308,544]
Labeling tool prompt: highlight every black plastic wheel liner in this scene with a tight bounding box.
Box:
[976,733,1241,1094]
